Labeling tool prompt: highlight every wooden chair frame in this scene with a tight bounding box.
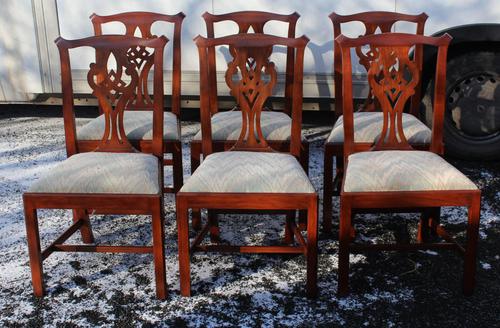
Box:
[336,32,481,296]
[177,33,318,298]
[190,11,310,231]
[75,11,185,193]
[323,11,429,233]
[23,35,168,299]
[190,11,309,176]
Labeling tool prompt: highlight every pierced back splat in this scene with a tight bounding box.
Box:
[225,45,277,151]
[367,46,420,150]
[202,11,299,116]
[329,11,427,116]
[91,12,185,114]
[336,33,452,160]
[55,35,167,157]
[88,48,139,152]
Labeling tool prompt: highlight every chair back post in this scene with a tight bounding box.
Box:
[55,35,168,156]
[329,11,428,118]
[202,11,300,116]
[55,39,78,157]
[90,12,185,116]
[430,38,452,155]
[195,34,308,158]
[337,33,452,160]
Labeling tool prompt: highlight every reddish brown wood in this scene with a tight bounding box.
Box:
[177,33,318,298]
[89,11,185,192]
[190,12,309,229]
[23,35,168,299]
[336,32,481,297]
[323,11,428,233]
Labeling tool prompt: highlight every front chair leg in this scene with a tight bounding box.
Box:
[306,199,319,298]
[337,200,352,297]
[176,198,191,297]
[24,203,45,297]
[72,209,94,244]
[463,197,480,296]
[152,199,167,300]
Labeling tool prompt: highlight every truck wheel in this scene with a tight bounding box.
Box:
[422,51,500,160]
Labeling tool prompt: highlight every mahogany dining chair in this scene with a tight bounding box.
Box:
[74,11,185,193]
[23,35,168,299]
[335,32,481,296]
[323,12,430,234]
[176,33,318,298]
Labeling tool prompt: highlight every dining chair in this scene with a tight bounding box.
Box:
[75,11,185,193]
[336,32,481,296]
[190,11,310,231]
[323,12,430,233]
[176,33,318,297]
[23,35,168,299]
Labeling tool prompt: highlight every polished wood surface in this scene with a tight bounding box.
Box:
[88,12,185,192]
[323,11,428,233]
[190,11,310,230]
[24,35,168,299]
[177,33,318,298]
[336,32,481,297]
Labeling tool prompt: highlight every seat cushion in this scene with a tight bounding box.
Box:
[326,112,431,144]
[193,111,298,141]
[28,152,160,194]
[343,151,478,192]
[180,151,315,193]
[77,111,179,141]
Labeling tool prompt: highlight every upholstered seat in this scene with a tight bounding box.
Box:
[180,151,315,193]
[326,112,431,144]
[343,150,478,192]
[77,111,179,141]
[29,152,160,194]
[193,111,298,141]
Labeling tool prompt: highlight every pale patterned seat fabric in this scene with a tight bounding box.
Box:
[193,111,300,141]
[29,152,160,194]
[77,111,179,141]
[343,150,478,192]
[326,112,431,144]
[180,151,315,193]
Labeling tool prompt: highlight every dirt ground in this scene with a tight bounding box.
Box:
[0,105,499,327]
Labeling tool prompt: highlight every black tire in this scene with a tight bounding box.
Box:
[422,51,500,160]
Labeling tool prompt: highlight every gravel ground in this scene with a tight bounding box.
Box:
[0,106,499,327]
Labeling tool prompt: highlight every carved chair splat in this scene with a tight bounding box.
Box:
[323,11,429,233]
[74,11,186,193]
[336,32,481,297]
[23,35,168,299]
[177,33,318,298]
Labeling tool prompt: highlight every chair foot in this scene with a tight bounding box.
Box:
[306,198,318,298]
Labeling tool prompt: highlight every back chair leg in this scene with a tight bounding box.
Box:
[417,211,430,243]
[208,210,221,243]
[172,142,184,193]
[333,154,344,196]
[176,198,191,297]
[429,207,441,237]
[24,203,45,297]
[151,199,167,300]
[322,146,334,234]
[190,143,202,230]
[463,197,481,296]
[72,209,94,244]
[284,211,295,244]
[306,199,319,298]
[337,200,352,297]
